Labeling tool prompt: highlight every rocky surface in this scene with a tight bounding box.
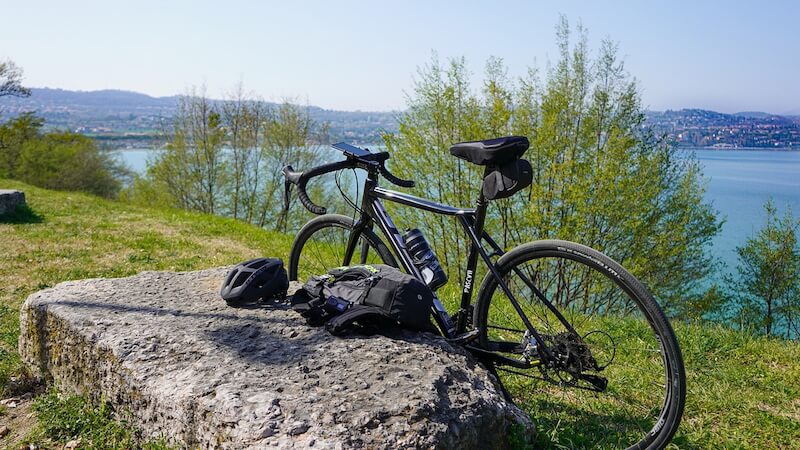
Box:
[0,190,25,216]
[19,268,531,449]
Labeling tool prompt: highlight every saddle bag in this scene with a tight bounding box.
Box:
[482,158,532,200]
[291,264,437,336]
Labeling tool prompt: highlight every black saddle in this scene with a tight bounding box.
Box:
[449,136,529,166]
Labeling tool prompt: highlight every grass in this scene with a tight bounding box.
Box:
[28,389,173,449]
[1,179,799,448]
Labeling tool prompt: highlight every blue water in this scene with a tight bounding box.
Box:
[114,149,157,174]
[692,149,800,274]
[117,148,800,276]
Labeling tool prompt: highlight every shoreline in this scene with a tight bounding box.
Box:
[681,146,799,152]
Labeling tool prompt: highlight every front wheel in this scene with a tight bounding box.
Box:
[288,214,397,281]
[473,240,685,450]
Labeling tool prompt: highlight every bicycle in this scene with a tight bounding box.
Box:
[282,138,685,449]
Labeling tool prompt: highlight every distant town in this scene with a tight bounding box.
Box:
[1,88,799,150]
[646,109,800,149]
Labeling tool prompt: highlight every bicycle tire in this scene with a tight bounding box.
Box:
[473,240,685,450]
[288,214,398,281]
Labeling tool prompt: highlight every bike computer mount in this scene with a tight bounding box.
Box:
[332,142,373,158]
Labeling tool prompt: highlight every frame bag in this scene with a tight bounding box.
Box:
[290,264,437,335]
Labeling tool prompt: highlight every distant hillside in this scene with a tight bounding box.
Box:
[733,111,772,119]
[3,89,798,149]
[0,88,399,147]
[18,88,179,109]
[645,108,800,148]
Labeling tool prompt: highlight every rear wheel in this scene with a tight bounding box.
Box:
[474,240,685,449]
[288,214,397,281]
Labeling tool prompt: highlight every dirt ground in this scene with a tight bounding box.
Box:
[0,394,38,449]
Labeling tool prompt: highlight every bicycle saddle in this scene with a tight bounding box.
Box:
[449,136,529,166]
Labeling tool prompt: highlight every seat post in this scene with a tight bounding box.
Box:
[472,190,489,239]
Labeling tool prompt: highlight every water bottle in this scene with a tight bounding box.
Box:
[403,228,448,290]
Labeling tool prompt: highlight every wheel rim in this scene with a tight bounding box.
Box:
[482,252,672,449]
[294,223,389,281]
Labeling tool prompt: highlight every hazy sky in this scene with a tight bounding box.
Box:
[2,1,798,113]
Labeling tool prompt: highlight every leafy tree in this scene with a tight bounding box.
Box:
[1,110,128,198]
[0,59,36,177]
[384,18,721,311]
[674,283,728,324]
[264,100,327,231]
[146,88,228,214]
[0,59,30,99]
[221,84,267,222]
[16,131,127,198]
[0,112,44,177]
[727,200,800,338]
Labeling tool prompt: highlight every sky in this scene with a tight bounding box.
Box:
[2,0,799,114]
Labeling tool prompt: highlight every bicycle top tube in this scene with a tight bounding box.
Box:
[372,187,475,217]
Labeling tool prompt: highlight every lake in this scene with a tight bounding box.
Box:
[692,149,800,274]
[116,149,156,174]
[115,148,800,276]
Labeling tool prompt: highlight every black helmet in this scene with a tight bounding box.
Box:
[220,258,289,306]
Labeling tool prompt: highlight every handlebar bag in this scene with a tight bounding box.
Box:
[482,158,532,200]
[290,264,437,335]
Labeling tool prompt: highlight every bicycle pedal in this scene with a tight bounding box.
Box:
[447,329,482,345]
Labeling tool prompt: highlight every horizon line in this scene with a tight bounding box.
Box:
[8,86,800,118]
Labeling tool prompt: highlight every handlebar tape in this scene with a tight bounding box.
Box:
[297,181,327,215]
[379,164,415,188]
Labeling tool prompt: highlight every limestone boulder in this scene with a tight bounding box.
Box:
[19,268,531,449]
[0,189,25,216]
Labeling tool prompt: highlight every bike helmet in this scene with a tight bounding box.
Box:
[220,258,289,306]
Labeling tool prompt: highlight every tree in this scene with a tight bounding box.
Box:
[1,112,128,198]
[16,131,127,198]
[384,18,721,310]
[263,100,327,231]
[146,88,227,213]
[222,84,268,222]
[0,112,44,177]
[727,200,800,338]
[0,59,30,99]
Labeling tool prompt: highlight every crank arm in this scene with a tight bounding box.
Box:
[464,345,539,369]
[446,328,482,345]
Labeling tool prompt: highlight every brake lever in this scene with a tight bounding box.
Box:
[283,180,292,211]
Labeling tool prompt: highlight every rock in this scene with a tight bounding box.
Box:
[19,268,531,449]
[0,189,25,216]
[0,397,19,408]
[0,425,10,438]
[63,439,81,450]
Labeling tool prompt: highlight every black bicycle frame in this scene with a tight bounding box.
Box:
[338,168,562,360]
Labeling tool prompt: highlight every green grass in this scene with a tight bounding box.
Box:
[28,389,173,449]
[1,179,799,448]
